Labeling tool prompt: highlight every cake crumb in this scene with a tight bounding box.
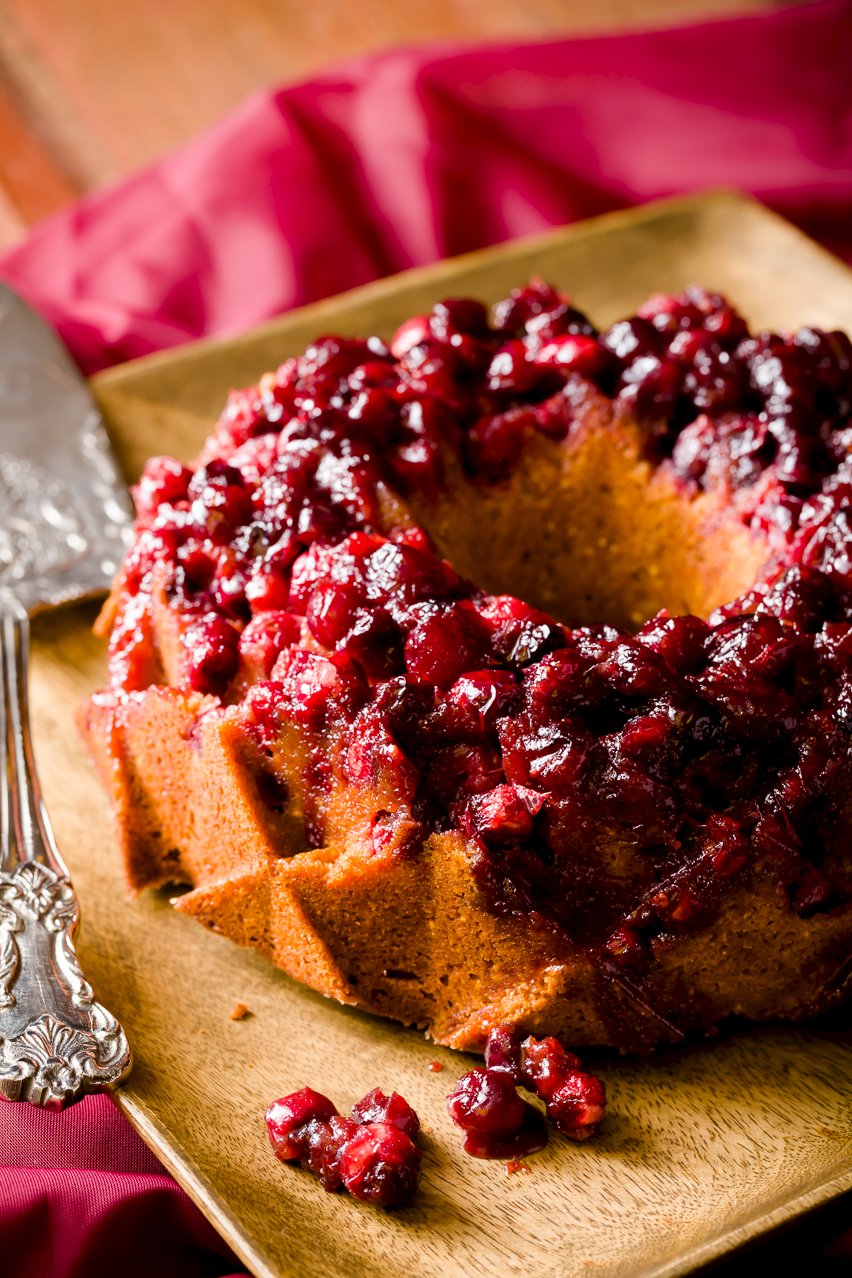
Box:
[427,1060,444,1073]
[230,1002,251,1021]
[505,1160,531,1176]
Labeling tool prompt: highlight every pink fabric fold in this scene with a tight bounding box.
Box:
[1,0,850,376]
[1,3,851,1275]
[0,1096,245,1277]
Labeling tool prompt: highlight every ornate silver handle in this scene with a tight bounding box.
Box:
[0,598,131,1108]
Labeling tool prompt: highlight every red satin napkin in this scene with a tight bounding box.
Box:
[2,0,851,377]
[1,2,851,1275]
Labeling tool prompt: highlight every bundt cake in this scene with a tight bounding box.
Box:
[80,281,852,1052]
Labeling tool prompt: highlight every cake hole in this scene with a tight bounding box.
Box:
[409,428,766,630]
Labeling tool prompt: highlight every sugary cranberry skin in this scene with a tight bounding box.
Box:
[265,1088,338,1162]
[338,1122,422,1207]
[350,1088,421,1140]
[446,1066,526,1138]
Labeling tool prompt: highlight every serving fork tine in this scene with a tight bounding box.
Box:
[0,283,133,1108]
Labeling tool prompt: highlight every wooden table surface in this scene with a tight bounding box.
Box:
[0,0,784,253]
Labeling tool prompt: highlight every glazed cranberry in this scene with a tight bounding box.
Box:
[483,1024,523,1078]
[183,615,239,695]
[265,1087,338,1161]
[602,316,662,363]
[478,595,565,668]
[339,1122,422,1207]
[274,648,367,726]
[464,408,533,481]
[618,355,682,422]
[545,1073,607,1141]
[370,806,423,858]
[305,579,362,649]
[534,334,612,382]
[705,813,749,878]
[520,1037,582,1100]
[520,1037,606,1140]
[791,864,835,916]
[446,1067,526,1138]
[446,670,520,733]
[220,385,269,447]
[465,783,546,845]
[426,741,504,803]
[363,539,467,610]
[302,1115,360,1192]
[604,924,646,966]
[245,560,292,613]
[404,602,491,688]
[390,314,431,359]
[133,455,193,520]
[188,461,253,543]
[492,279,568,333]
[387,436,444,498]
[637,612,710,675]
[238,611,300,679]
[486,340,561,397]
[429,297,491,342]
[351,1089,420,1139]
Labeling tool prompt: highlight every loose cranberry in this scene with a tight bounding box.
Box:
[520,1037,607,1141]
[461,1107,549,1161]
[298,1116,360,1192]
[446,1067,526,1138]
[483,1024,523,1078]
[350,1088,421,1140]
[265,1087,338,1161]
[520,1037,582,1100]
[339,1122,422,1207]
[266,1086,423,1207]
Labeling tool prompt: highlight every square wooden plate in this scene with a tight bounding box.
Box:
[30,191,852,1278]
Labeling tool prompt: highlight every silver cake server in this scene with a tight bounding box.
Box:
[0,283,133,1107]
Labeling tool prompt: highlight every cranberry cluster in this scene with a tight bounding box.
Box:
[265,1085,422,1207]
[446,1025,606,1159]
[108,283,852,995]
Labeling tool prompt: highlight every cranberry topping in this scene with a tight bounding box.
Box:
[265,1085,422,1207]
[108,281,852,973]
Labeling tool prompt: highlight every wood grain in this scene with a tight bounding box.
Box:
[0,0,786,250]
[29,193,852,1278]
